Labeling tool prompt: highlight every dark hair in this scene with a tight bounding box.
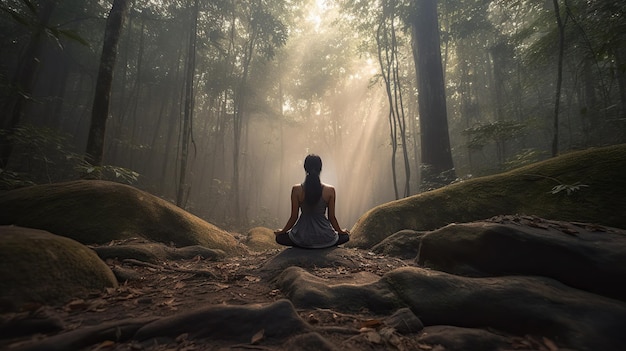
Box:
[303,154,322,205]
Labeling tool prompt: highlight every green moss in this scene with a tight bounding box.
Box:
[0,180,245,255]
[0,226,118,311]
[349,144,626,248]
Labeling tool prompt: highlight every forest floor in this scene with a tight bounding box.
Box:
[4,246,558,351]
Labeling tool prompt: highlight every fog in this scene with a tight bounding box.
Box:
[185,62,403,230]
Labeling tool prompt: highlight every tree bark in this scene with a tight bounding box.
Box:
[551,0,565,157]
[411,0,455,183]
[85,0,130,166]
[176,0,199,207]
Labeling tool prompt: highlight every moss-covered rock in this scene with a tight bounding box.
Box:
[348,144,626,248]
[244,227,282,251]
[0,226,118,311]
[0,180,245,255]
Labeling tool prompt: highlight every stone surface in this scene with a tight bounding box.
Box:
[245,226,283,251]
[371,229,426,259]
[348,144,626,248]
[0,180,245,254]
[0,226,118,312]
[417,216,626,301]
[383,266,626,351]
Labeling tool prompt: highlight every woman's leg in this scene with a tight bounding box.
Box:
[275,232,296,246]
[336,233,350,246]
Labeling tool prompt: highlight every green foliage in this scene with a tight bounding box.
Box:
[504,148,546,170]
[549,182,589,196]
[462,120,526,150]
[0,125,139,190]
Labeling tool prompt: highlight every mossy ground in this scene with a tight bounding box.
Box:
[349,144,626,248]
[0,180,245,254]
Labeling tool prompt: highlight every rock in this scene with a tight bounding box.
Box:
[0,180,245,255]
[0,226,118,312]
[348,144,626,248]
[371,230,426,259]
[260,247,360,277]
[382,266,626,351]
[245,226,283,251]
[275,266,401,314]
[416,218,626,301]
[134,299,311,343]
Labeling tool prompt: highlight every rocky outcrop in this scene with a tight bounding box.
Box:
[245,226,283,251]
[416,215,626,302]
[0,226,118,311]
[348,144,626,248]
[0,180,245,254]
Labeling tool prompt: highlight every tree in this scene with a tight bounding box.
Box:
[551,0,566,157]
[176,0,199,207]
[410,0,455,184]
[0,0,59,168]
[85,0,130,166]
[376,1,412,199]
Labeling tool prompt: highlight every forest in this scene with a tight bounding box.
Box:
[1,0,625,231]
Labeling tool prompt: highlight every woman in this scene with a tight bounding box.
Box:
[274,154,350,248]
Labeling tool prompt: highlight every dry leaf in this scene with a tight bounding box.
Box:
[92,340,115,350]
[358,319,383,329]
[65,299,87,311]
[251,329,265,344]
[417,343,433,350]
[542,337,559,351]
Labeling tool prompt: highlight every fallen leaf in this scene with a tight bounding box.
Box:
[65,299,87,311]
[543,336,559,351]
[92,340,115,350]
[251,329,265,344]
[358,319,383,329]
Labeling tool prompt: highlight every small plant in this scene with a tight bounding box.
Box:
[0,125,139,189]
[549,182,589,195]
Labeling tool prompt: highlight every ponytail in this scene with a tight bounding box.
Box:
[303,154,323,205]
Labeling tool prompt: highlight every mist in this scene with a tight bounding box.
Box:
[2,0,625,233]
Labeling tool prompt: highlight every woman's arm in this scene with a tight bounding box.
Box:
[327,187,349,235]
[274,185,300,235]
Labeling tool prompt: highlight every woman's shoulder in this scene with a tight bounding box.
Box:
[321,183,336,195]
[322,183,335,189]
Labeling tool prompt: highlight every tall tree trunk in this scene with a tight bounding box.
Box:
[0,0,59,168]
[411,0,455,184]
[551,0,565,157]
[176,0,199,207]
[85,0,130,166]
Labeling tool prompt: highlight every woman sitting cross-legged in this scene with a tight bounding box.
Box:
[274,154,350,248]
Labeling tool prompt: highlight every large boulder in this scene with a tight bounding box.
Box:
[0,180,245,254]
[244,226,282,251]
[416,216,626,302]
[0,226,118,311]
[382,267,626,351]
[348,144,626,248]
